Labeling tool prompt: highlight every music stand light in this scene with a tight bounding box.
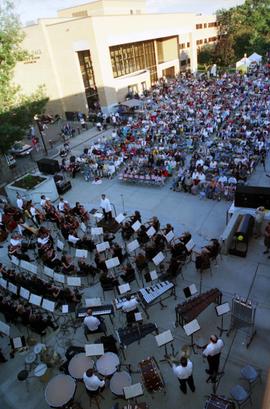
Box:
[183,319,200,354]
[216,302,230,336]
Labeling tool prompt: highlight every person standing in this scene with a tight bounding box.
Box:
[254,206,265,238]
[203,335,224,377]
[172,356,195,394]
[100,194,112,221]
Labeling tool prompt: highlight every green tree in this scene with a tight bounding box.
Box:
[0,0,48,154]
[198,44,216,65]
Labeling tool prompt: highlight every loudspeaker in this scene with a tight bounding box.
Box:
[235,185,270,209]
[37,158,60,175]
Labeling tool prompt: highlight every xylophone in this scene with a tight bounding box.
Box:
[175,288,222,327]
[139,356,165,393]
[138,281,175,305]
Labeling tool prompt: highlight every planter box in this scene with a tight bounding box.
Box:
[5,173,59,206]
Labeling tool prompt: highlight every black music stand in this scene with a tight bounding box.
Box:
[155,330,175,362]
[183,319,200,354]
[216,302,230,337]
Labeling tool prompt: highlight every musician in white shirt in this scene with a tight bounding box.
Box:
[100,194,112,221]
[84,309,103,332]
[172,356,195,394]
[58,197,69,213]
[203,335,224,376]
[122,295,139,324]
[83,368,105,392]
[16,193,24,210]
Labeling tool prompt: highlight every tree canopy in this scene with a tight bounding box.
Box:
[0,0,48,154]
[198,0,270,67]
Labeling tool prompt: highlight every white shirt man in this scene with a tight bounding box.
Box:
[100,194,112,221]
[172,359,193,379]
[58,199,69,212]
[16,196,24,210]
[203,335,224,376]
[203,338,224,357]
[83,369,105,391]
[84,310,101,331]
[122,297,138,313]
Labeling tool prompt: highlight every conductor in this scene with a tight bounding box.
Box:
[100,194,112,221]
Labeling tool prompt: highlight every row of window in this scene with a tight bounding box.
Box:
[77,50,98,109]
[179,42,190,50]
[196,36,218,45]
[110,40,158,84]
[196,22,218,29]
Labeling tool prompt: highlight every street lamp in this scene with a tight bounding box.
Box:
[34,114,48,155]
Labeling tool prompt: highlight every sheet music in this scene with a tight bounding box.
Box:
[127,239,140,253]
[94,212,103,219]
[185,239,195,252]
[68,235,79,244]
[91,227,103,235]
[67,277,81,287]
[146,226,156,237]
[216,302,230,316]
[29,293,42,306]
[96,241,110,253]
[42,299,55,312]
[105,257,120,269]
[115,213,125,224]
[75,249,88,258]
[132,220,141,232]
[11,256,20,266]
[150,270,158,280]
[183,319,200,336]
[85,344,104,356]
[124,383,143,399]
[0,320,10,336]
[135,312,142,321]
[152,251,165,266]
[165,231,174,242]
[54,273,65,284]
[85,298,102,307]
[80,222,87,232]
[13,337,23,349]
[62,305,69,314]
[0,278,7,289]
[57,239,64,250]
[44,266,54,278]
[118,283,131,294]
[20,287,30,300]
[189,284,197,295]
[8,282,18,294]
[20,260,37,274]
[155,330,173,346]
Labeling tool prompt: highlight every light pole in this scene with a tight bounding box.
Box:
[34,114,48,155]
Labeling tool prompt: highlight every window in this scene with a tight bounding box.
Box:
[77,50,98,109]
[196,24,203,29]
[204,23,207,28]
[110,40,158,84]
[208,36,217,42]
[204,39,208,44]
[196,39,203,45]
[208,22,217,28]
[186,42,190,48]
[179,43,185,50]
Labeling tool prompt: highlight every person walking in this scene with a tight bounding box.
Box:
[100,194,112,221]
[171,356,195,394]
[203,335,224,377]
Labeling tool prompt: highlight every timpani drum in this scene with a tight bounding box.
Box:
[68,353,94,379]
[110,371,132,396]
[45,374,76,408]
[96,352,120,376]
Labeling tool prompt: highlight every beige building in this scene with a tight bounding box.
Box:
[13,0,218,116]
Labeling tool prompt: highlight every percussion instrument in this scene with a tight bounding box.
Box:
[68,353,94,379]
[76,304,114,318]
[116,323,158,347]
[205,394,235,409]
[138,281,175,305]
[96,352,120,376]
[139,357,164,393]
[175,288,222,326]
[109,371,132,395]
[45,374,76,408]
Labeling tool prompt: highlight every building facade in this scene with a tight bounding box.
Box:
[13,0,218,116]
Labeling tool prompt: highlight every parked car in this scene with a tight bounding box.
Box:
[9,142,33,157]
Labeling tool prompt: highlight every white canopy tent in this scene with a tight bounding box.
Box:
[236,56,251,69]
[248,52,262,64]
